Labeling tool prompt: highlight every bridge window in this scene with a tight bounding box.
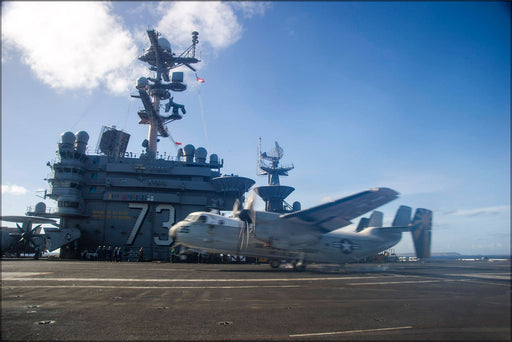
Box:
[58,201,79,208]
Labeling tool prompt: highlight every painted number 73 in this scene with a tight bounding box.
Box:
[126,203,175,245]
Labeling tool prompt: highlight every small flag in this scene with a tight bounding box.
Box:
[174,142,183,145]
[196,77,205,83]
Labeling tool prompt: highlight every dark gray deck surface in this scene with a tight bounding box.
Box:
[1,259,510,341]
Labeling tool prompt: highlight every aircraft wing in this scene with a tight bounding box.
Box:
[280,188,399,233]
[1,216,58,224]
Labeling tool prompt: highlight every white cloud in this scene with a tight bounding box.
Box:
[2,184,29,196]
[379,172,455,196]
[2,2,269,95]
[156,2,243,52]
[448,205,510,218]
[2,2,140,95]
[231,2,271,18]
[153,1,269,92]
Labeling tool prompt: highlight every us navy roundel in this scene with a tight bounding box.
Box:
[332,239,359,254]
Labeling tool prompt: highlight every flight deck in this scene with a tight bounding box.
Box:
[1,259,510,341]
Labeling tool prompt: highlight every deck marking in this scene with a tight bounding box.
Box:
[445,273,511,280]
[1,272,51,279]
[4,285,301,289]
[348,279,468,286]
[458,279,511,287]
[289,325,413,337]
[2,276,377,282]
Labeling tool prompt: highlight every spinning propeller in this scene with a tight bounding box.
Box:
[17,223,45,251]
[233,192,257,251]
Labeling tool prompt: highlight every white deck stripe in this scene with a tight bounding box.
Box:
[4,285,301,289]
[348,279,469,285]
[1,275,377,282]
[289,325,413,337]
[446,273,511,280]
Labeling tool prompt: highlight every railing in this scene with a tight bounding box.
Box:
[26,206,57,214]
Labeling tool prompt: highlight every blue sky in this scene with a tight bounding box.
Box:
[2,2,510,255]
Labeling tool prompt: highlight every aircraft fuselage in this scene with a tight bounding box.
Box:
[170,212,402,264]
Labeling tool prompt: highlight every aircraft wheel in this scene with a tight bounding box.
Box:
[293,261,306,272]
[269,260,280,268]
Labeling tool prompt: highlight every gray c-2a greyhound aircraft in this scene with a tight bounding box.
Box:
[170,187,432,270]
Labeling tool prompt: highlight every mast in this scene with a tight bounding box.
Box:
[133,29,200,159]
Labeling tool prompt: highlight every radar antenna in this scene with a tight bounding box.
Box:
[254,139,296,213]
[258,141,294,185]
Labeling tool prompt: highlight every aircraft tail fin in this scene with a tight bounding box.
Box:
[392,205,412,227]
[356,211,383,232]
[411,208,433,259]
[368,211,383,228]
[373,206,432,258]
[355,217,370,232]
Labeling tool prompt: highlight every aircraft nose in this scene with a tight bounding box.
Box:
[169,223,181,240]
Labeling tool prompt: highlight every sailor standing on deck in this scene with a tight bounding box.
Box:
[138,247,144,262]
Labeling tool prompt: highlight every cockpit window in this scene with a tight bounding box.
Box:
[184,213,208,223]
[185,214,199,222]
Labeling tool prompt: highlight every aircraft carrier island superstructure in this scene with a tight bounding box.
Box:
[26,29,254,260]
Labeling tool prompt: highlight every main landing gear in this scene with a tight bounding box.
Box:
[268,259,307,271]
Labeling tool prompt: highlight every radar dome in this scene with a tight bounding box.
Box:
[75,131,89,143]
[293,201,302,212]
[35,202,47,213]
[158,37,171,52]
[60,131,76,145]
[183,144,195,162]
[183,144,195,156]
[136,77,148,89]
[209,154,219,165]
[195,147,207,163]
[75,131,89,154]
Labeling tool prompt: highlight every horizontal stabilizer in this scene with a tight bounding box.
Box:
[379,205,414,233]
[376,208,433,258]
[363,206,410,232]
[374,225,412,233]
